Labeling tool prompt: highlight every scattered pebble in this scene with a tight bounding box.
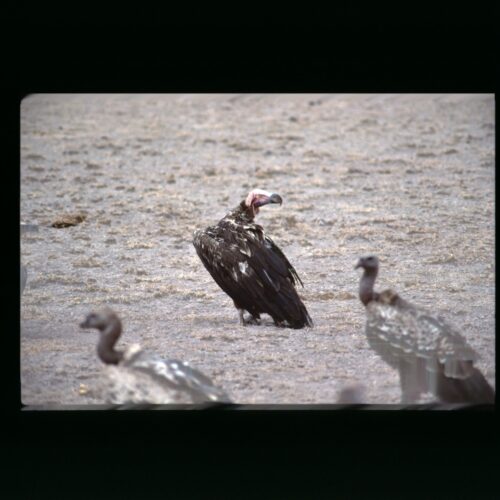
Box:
[51,213,86,228]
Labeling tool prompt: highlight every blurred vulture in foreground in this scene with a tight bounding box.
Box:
[193,189,313,328]
[80,308,232,405]
[355,256,495,404]
[336,384,366,405]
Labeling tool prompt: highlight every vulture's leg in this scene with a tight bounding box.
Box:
[237,309,245,326]
[398,357,424,404]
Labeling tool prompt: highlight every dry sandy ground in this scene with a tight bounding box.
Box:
[20,93,495,407]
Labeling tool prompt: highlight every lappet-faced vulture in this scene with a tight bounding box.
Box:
[193,189,313,329]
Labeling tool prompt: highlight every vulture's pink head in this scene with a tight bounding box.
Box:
[245,189,283,216]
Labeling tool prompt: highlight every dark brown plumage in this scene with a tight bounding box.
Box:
[193,189,312,328]
[355,255,495,404]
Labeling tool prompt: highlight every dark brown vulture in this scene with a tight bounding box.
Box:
[80,308,232,404]
[193,189,313,329]
[355,255,495,404]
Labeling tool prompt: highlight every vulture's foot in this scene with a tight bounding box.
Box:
[238,310,261,326]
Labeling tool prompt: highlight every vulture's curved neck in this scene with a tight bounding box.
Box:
[97,320,124,365]
[359,268,378,306]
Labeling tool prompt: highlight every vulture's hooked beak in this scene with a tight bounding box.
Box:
[269,193,283,206]
[354,259,363,270]
[80,314,96,329]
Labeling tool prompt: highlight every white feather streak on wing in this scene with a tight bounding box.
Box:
[148,360,178,384]
[238,261,249,275]
[263,269,274,285]
[127,351,178,384]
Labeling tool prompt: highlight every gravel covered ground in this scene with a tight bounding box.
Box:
[20,93,495,406]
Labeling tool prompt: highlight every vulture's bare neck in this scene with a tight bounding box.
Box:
[359,268,378,306]
[97,319,124,365]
